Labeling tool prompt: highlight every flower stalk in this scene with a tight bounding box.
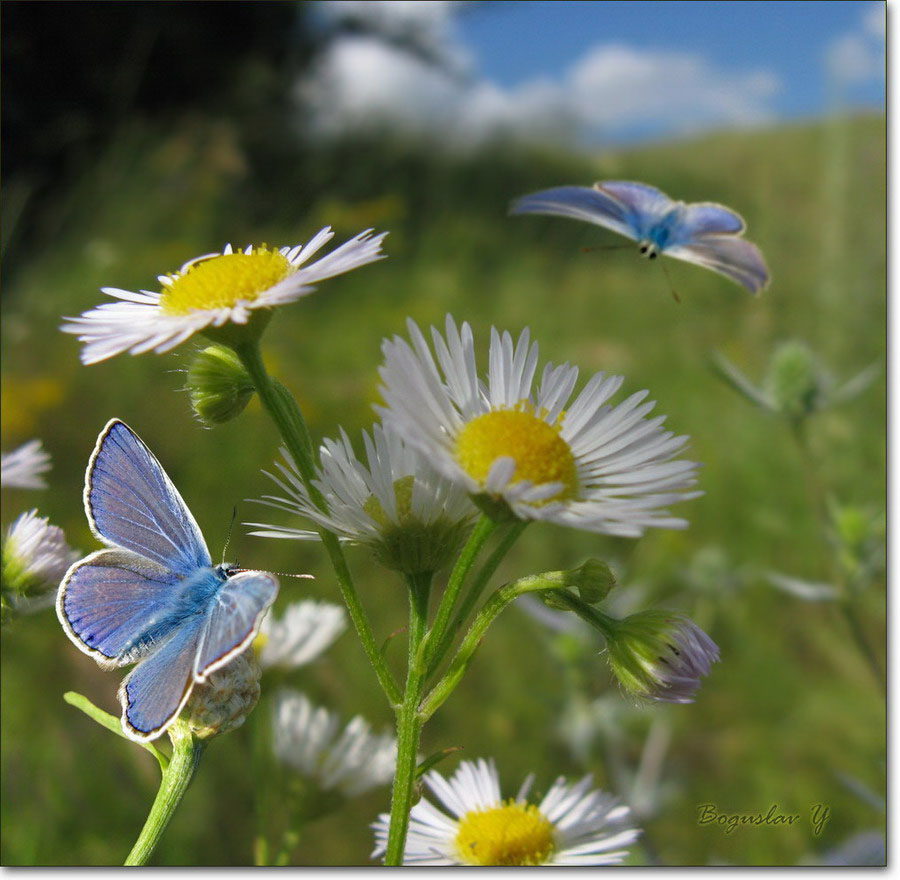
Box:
[233,339,401,705]
[124,721,204,866]
[383,571,432,866]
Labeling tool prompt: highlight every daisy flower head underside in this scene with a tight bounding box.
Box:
[62,228,387,364]
[377,315,701,537]
[371,757,640,865]
[249,424,476,574]
[1,440,51,490]
[272,690,396,797]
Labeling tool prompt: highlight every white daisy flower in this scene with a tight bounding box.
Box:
[371,757,640,865]
[255,600,347,670]
[272,690,396,797]
[248,424,477,574]
[1,440,51,489]
[377,315,701,537]
[2,510,78,614]
[61,227,387,364]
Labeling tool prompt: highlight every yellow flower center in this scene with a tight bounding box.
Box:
[455,801,556,866]
[159,248,293,315]
[454,403,577,502]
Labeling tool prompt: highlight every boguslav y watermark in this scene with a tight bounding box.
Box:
[697,803,831,837]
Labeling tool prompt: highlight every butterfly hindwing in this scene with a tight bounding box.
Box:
[119,615,207,741]
[57,549,183,666]
[86,420,212,573]
[194,571,279,680]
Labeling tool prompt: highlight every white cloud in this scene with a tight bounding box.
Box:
[298,1,780,148]
[825,2,885,87]
[568,44,778,135]
[316,0,472,75]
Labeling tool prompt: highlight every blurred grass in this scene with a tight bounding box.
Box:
[0,112,885,865]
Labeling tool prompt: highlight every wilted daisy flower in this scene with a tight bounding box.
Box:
[249,424,477,574]
[2,510,78,616]
[256,600,347,670]
[272,690,396,797]
[62,227,387,364]
[183,650,261,740]
[377,316,700,537]
[605,610,719,704]
[1,440,51,489]
[371,757,640,865]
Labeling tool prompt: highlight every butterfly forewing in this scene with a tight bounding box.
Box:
[194,571,279,680]
[509,186,638,241]
[58,549,183,665]
[669,203,746,242]
[593,181,674,233]
[86,419,212,573]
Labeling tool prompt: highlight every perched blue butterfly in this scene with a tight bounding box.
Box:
[57,419,279,742]
[510,180,770,294]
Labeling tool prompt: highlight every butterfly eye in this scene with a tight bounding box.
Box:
[639,244,648,254]
[649,251,658,260]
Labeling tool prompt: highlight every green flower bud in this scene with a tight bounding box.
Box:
[605,610,719,704]
[186,344,255,426]
[533,558,616,609]
[183,650,261,740]
[764,341,826,421]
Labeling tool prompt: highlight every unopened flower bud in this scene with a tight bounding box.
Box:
[184,650,261,739]
[186,344,255,426]
[605,610,719,704]
[764,341,825,421]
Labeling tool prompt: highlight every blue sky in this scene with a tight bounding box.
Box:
[458,1,885,117]
[301,1,885,146]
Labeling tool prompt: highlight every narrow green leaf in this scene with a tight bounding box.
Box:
[416,746,464,780]
[64,691,169,771]
[709,351,774,410]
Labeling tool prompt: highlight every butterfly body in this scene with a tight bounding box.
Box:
[510,180,769,294]
[58,419,278,741]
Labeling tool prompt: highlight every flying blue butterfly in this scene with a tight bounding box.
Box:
[57,419,279,742]
[510,180,770,294]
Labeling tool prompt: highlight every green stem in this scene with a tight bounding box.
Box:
[550,591,617,640]
[384,572,432,866]
[124,724,203,866]
[427,521,527,677]
[839,599,884,689]
[418,516,496,674]
[234,341,401,705]
[789,420,884,692]
[419,582,516,722]
[63,691,168,771]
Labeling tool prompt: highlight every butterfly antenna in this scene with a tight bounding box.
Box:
[230,569,314,580]
[661,261,681,304]
[581,244,630,253]
[222,506,238,565]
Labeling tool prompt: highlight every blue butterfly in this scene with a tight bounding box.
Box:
[510,180,770,294]
[57,419,279,742]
